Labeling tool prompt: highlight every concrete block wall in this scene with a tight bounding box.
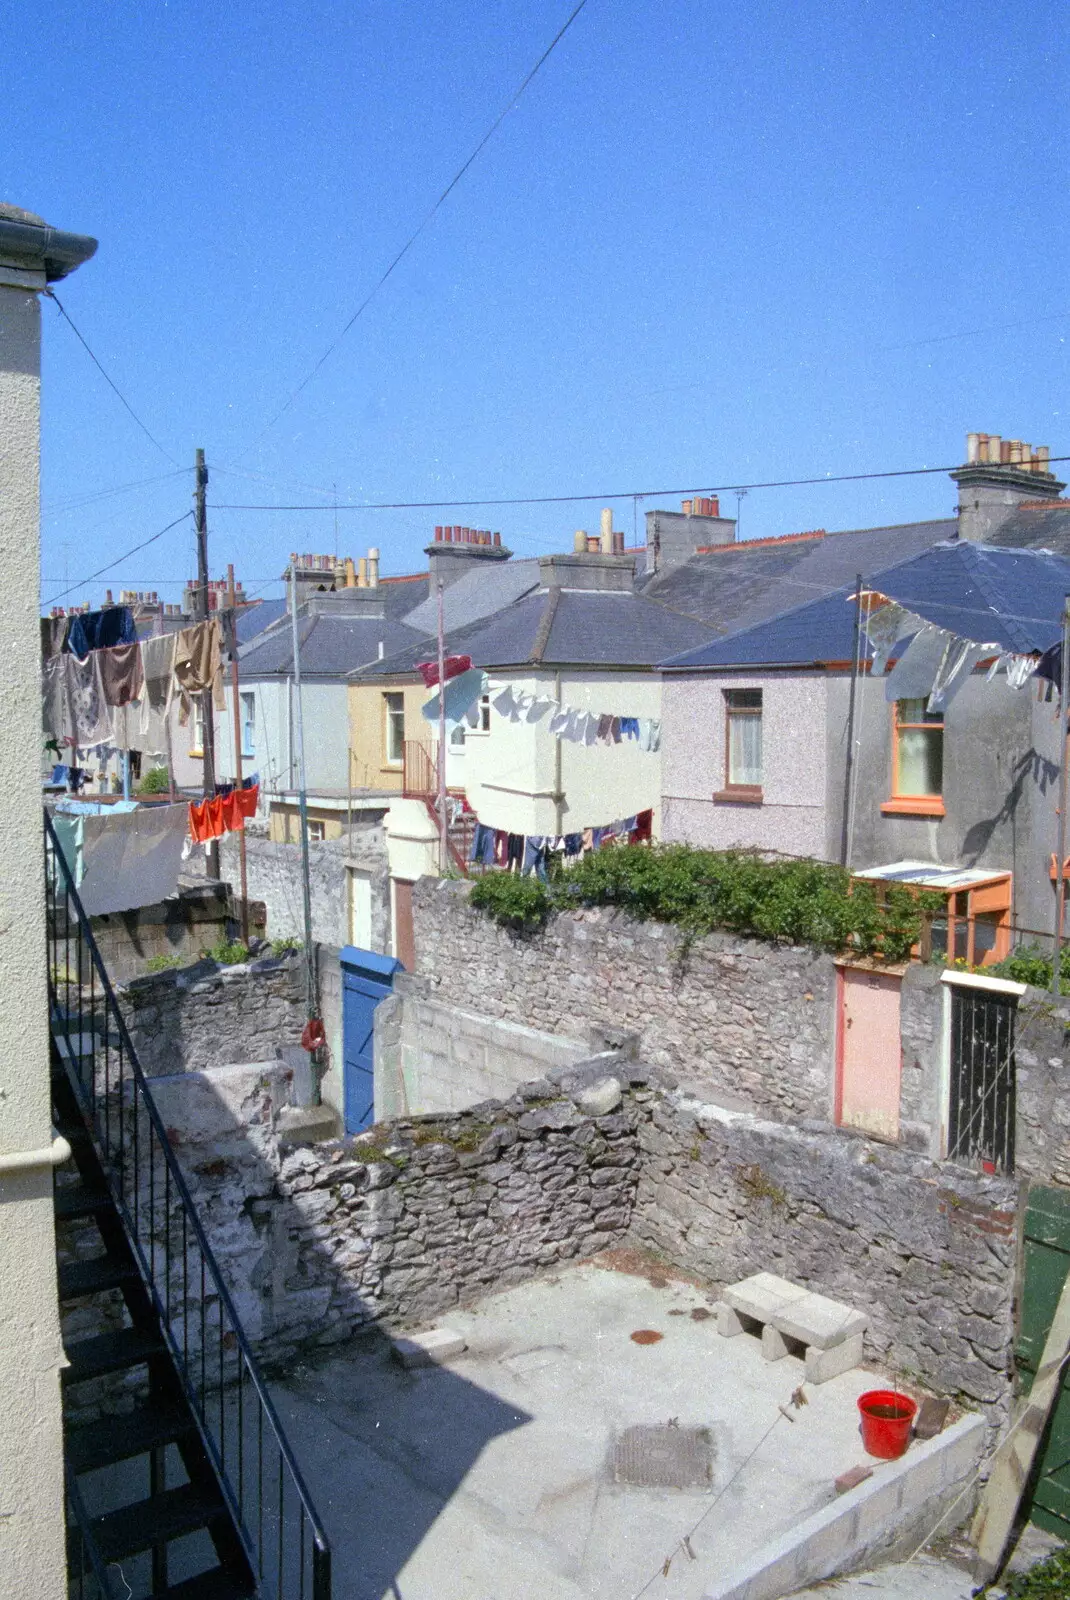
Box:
[412,879,838,1120]
[374,973,591,1119]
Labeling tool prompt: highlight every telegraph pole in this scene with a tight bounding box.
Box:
[194,447,219,879]
[226,564,250,947]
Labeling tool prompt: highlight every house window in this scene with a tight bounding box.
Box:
[240,691,255,757]
[384,692,405,765]
[883,699,944,816]
[308,818,326,842]
[715,688,762,801]
[190,701,207,758]
[480,693,490,733]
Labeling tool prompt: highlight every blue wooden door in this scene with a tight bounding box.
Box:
[340,946,402,1134]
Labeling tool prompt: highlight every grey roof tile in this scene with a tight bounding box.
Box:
[401,559,542,634]
[238,609,423,679]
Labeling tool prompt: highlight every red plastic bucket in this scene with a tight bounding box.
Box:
[857,1389,917,1460]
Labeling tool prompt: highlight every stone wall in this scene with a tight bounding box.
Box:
[121,953,306,1077]
[412,879,837,1119]
[631,1095,1017,1420]
[373,973,592,1119]
[1012,988,1070,1187]
[90,883,263,984]
[136,1053,1018,1425]
[219,823,389,953]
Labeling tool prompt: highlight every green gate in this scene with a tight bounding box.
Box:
[1017,1183,1070,1537]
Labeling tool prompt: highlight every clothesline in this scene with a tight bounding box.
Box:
[419,665,662,751]
[469,808,654,875]
[41,603,225,759]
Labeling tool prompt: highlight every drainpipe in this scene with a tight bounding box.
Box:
[553,669,564,837]
[0,1137,71,1175]
[1053,594,1070,994]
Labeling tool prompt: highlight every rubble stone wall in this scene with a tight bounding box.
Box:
[411,879,837,1119]
[121,954,305,1077]
[218,825,389,952]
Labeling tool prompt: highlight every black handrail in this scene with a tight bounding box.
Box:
[66,1468,120,1600]
[46,812,331,1599]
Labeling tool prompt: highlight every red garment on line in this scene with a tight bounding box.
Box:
[416,654,473,689]
[188,796,226,841]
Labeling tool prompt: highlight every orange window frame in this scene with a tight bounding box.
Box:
[881,700,945,817]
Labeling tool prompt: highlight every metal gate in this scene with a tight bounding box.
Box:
[340,945,403,1134]
[947,979,1017,1173]
[1017,1185,1070,1538]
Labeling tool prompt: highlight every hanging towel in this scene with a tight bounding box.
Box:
[492,685,518,720]
[563,833,583,858]
[139,633,177,738]
[883,628,948,703]
[98,641,144,708]
[416,654,473,689]
[65,606,136,661]
[525,697,554,723]
[42,655,73,745]
[632,809,654,843]
[865,601,915,676]
[78,803,189,916]
[65,651,115,748]
[175,621,225,723]
[548,706,572,737]
[421,666,485,727]
[41,615,69,659]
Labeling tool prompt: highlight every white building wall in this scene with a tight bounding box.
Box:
[460,669,663,836]
[661,671,828,859]
[0,265,68,1597]
[219,679,350,795]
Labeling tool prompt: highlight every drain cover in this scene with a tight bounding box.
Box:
[612,1425,714,1488]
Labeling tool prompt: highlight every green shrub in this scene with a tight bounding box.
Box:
[470,844,940,961]
[145,953,182,973]
[943,943,1067,994]
[270,936,303,955]
[469,873,552,932]
[201,937,250,966]
[137,766,171,796]
[1005,1542,1070,1597]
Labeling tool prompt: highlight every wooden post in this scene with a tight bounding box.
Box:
[840,574,865,868]
[436,578,448,873]
[225,564,250,948]
[194,447,219,878]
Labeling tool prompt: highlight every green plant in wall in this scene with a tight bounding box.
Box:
[137,766,171,796]
[201,937,251,966]
[469,873,552,932]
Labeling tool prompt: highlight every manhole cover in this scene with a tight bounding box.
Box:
[612,1425,714,1488]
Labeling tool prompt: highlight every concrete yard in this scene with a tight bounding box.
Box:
[269,1257,954,1600]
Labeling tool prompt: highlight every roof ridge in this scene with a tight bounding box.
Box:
[696,530,826,555]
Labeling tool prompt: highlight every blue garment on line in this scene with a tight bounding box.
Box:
[65,606,136,660]
[522,836,549,881]
[470,822,496,865]
[620,717,640,741]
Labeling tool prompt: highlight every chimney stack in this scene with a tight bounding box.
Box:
[368,547,379,587]
[952,430,1066,541]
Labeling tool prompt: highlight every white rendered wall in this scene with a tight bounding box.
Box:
[0,272,68,1597]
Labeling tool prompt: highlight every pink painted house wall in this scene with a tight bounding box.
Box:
[661,671,828,857]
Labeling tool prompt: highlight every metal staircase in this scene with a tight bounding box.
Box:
[46,814,331,1600]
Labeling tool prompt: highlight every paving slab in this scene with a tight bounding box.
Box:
[723,1272,808,1323]
[268,1261,937,1600]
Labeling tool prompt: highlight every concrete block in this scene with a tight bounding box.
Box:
[723,1272,807,1322]
[391,1328,468,1369]
[761,1324,790,1362]
[773,1290,867,1349]
[805,1331,864,1385]
[716,1301,744,1337]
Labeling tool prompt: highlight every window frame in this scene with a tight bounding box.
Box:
[882,698,946,817]
[189,700,207,759]
[713,686,764,804]
[240,690,256,759]
[383,691,405,767]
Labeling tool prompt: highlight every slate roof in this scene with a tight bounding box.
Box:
[236,597,286,644]
[400,558,542,635]
[354,587,715,679]
[662,542,1070,671]
[639,519,956,636]
[986,501,1070,558]
[238,608,424,680]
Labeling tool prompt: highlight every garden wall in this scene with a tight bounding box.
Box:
[218,824,389,952]
[121,952,306,1077]
[412,879,837,1119]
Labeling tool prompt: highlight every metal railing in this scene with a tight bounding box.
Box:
[401,737,436,798]
[46,812,331,1599]
[66,1470,120,1600]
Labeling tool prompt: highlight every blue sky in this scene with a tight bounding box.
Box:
[8,0,1069,610]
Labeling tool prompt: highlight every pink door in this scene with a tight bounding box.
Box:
[836,966,902,1142]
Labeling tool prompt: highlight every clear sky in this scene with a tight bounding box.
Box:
[7,0,1069,611]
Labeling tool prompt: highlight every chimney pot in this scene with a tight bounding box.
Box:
[493,531,501,546]
[966,432,980,464]
[368,547,379,587]
[682,499,692,516]
[357,558,367,587]
[987,435,1002,464]
[1038,446,1051,472]
[574,529,587,553]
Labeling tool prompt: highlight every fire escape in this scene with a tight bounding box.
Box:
[46,816,331,1599]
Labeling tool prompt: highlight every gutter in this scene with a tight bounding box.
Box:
[0,218,98,281]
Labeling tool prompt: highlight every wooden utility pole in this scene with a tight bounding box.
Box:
[840,574,865,868]
[289,562,317,1020]
[194,447,219,879]
[1054,595,1070,994]
[225,564,250,947]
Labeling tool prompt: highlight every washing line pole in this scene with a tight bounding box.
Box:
[289,562,317,1019]
[839,573,865,868]
[225,564,250,948]
[436,578,448,874]
[1052,595,1070,995]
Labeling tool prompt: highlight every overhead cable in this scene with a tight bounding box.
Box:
[239,0,592,454]
[208,453,1070,513]
[46,290,180,465]
[45,512,195,605]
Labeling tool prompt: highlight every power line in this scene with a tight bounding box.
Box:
[43,468,190,517]
[240,0,592,455]
[208,452,1070,513]
[44,512,195,604]
[45,290,180,466]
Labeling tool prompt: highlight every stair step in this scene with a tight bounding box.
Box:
[63,1327,165,1383]
[146,1567,255,1600]
[59,1254,138,1299]
[92,1481,226,1562]
[54,1181,111,1221]
[66,1401,195,1473]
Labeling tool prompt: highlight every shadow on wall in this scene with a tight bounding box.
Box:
[57,1057,531,1600]
[960,747,1059,866]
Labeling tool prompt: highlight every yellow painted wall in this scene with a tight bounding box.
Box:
[348,680,433,793]
[268,804,345,843]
